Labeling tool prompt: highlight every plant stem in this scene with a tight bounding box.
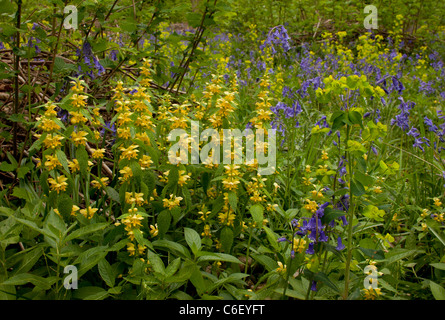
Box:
[13,0,22,159]
[342,125,355,299]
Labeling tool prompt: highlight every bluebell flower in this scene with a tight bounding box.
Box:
[424,116,438,133]
[311,281,317,291]
[306,242,315,255]
[336,236,345,251]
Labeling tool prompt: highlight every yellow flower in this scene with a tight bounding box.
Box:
[70,111,87,125]
[119,166,133,183]
[276,261,287,274]
[119,144,139,161]
[117,127,131,139]
[125,192,145,206]
[321,150,329,161]
[71,205,80,216]
[137,244,146,255]
[127,243,136,256]
[373,186,383,194]
[48,175,68,193]
[38,117,60,132]
[43,134,64,149]
[117,112,133,126]
[123,210,144,228]
[80,206,98,219]
[162,194,183,210]
[433,197,442,207]
[362,286,382,300]
[310,190,324,200]
[44,154,61,171]
[305,165,311,173]
[222,176,240,191]
[70,80,84,93]
[292,238,307,253]
[304,199,318,213]
[178,170,191,186]
[218,211,236,226]
[70,94,88,108]
[150,224,159,237]
[139,155,153,169]
[71,131,88,146]
[91,177,109,189]
[91,148,106,159]
[68,159,80,173]
[202,224,211,238]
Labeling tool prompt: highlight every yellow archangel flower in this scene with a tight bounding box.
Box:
[48,175,68,193]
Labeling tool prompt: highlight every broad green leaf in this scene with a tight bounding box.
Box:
[363,205,386,221]
[262,226,280,251]
[10,246,43,276]
[184,227,202,254]
[431,263,445,271]
[1,273,53,290]
[76,146,89,177]
[57,193,73,219]
[430,281,445,300]
[165,258,182,278]
[98,259,115,288]
[350,179,366,197]
[146,250,166,275]
[220,227,233,253]
[228,191,238,212]
[73,286,109,300]
[157,210,171,238]
[152,239,191,259]
[250,204,264,225]
[197,252,241,264]
[64,223,109,243]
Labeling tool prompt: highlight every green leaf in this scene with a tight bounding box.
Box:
[358,247,385,260]
[0,161,17,172]
[10,246,43,276]
[98,259,115,288]
[431,263,445,271]
[76,146,89,177]
[314,272,339,293]
[249,204,264,225]
[430,281,445,300]
[363,205,386,221]
[75,246,109,277]
[228,191,237,212]
[197,252,241,264]
[350,179,366,197]
[426,221,445,247]
[12,217,55,241]
[165,260,197,284]
[64,223,109,243]
[251,253,278,272]
[146,250,166,275]
[321,208,346,225]
[55,149,70,173]
[348,110,363,128]
[73,286,109,300]
[165,257,182,278]
[105,187,120,203]
[184,227,202,255]
[1,273,53,290]
[57,193,73,219]
[262,226,280,251]
[220,227,233,253]
[152,239,191,259]
[157,210,171,238]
